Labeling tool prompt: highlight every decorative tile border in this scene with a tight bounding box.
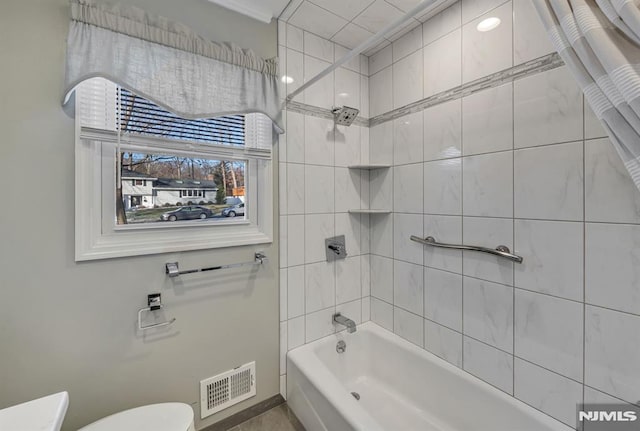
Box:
[369,52,564,127]
[283,52,564,129]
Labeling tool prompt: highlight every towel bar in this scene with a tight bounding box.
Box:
[165,252,267,277]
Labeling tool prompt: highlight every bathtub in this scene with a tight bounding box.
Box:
[287,322,573,431]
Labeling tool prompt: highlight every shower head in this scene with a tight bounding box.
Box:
[332,106,360,126]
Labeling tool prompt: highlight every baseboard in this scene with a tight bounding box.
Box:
[200,394,285,431]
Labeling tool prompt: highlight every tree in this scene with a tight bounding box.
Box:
[115,179,127,225]
[215,187,226,205]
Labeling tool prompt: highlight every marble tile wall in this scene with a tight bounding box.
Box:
[277,21,372,400]
[367,0,640,428]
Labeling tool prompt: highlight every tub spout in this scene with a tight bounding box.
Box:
[333,313,356,333]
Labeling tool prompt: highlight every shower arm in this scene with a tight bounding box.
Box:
[284,0,449,102]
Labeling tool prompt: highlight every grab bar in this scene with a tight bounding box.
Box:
[410,236,523,263]
[165,252,267,277]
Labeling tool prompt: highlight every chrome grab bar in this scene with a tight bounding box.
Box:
[165,252,267,278]
[410,235,523,264]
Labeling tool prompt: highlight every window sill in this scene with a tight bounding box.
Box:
[76,224,272,261]
[112,219,250,231]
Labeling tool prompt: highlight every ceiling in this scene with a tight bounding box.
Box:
[208,0,290,23]
[209,0,455,56]
[279,0,455,55]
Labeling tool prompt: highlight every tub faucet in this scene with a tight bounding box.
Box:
[333,313,356,333]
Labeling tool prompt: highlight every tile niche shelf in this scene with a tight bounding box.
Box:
[348,164,391,215]
[348,209,391,214]
[347,164,391,170]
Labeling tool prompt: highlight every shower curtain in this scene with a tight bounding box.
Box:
[533,0,640,190]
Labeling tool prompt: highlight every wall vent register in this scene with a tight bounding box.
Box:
[200,362,256,418]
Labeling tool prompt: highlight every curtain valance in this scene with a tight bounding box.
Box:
[63,0,283,132]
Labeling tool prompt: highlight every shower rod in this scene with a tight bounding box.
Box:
[285,0,452,102]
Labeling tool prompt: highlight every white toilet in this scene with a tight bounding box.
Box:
[79,403,195,431]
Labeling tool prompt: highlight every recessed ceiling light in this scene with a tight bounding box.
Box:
[338,92,349,97]
[476,17,501,32]
[281,75,294,84]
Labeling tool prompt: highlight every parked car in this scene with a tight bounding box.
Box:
[222,203,245,217]
[160,206,213,221]
[224,196,243,206]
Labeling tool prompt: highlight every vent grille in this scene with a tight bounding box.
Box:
[200,362,256,418]
[208,378,229,410]
[230,368,252,399]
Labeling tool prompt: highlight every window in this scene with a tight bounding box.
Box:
[120,152,246,224]
[75,78,273,260]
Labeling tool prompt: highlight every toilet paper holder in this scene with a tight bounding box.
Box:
[137,293,176,331]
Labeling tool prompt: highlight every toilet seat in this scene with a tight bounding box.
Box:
[79,403,195,431]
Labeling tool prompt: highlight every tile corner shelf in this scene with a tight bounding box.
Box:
[347,164,391,170]
[346,165,391,216]
[348,209,391,214]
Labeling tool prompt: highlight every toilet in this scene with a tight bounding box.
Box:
[79,403,195,431]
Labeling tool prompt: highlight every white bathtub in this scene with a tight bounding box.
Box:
[287,322,573,431]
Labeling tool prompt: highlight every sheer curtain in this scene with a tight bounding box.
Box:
[533,0,640,189]
[63,0,283,132]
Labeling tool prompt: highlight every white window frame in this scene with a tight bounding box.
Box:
[74,80,273,261]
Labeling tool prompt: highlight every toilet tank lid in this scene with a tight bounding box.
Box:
[79,403,194,431]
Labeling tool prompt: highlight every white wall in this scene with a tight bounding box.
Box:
[122,182,154,197]
[277,22,373,397]
[0,1,279,430]
[154,190,215,207]
[368,0,640,428]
